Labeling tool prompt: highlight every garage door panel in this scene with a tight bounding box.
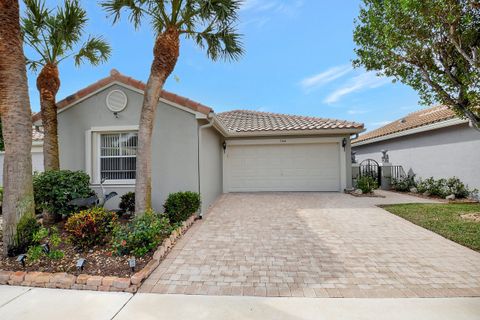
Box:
[226,142,341,192]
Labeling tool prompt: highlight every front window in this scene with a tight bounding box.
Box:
[100,132,137,180]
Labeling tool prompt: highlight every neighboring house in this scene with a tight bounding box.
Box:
[352,106,480,190]
[0,128,44,184]
[7,69,364,213]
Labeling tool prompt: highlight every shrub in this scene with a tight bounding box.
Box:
[356,176,378,194]
[65,207,118,249]
[445,177,470,198]
[163,191,200,224]
[26,226,64,262]
[11,214,41,255]
[416,177,447,197]
[119,192,135,213]
[391,175,416,192]
[33,170,93,218]
[416,176,473,199]
[111,210,172,257]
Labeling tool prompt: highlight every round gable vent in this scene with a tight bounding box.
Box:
[106,90,128,113]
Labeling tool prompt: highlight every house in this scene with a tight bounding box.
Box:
[0,127,44,182]
[4,69,364,213]
[352,105,480,190]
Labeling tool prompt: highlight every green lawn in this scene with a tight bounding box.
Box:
[381,203,480,252]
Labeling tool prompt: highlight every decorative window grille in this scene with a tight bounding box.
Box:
[100,132,137,180]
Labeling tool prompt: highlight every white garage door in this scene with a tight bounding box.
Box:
[225,142,341,192]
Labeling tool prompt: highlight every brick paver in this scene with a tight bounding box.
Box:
[141,191,480,298]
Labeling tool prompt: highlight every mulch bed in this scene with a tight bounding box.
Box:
[0,217,153,278]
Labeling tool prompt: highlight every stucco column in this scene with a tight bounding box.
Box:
[351,163,360,189]
[380,162,392,190]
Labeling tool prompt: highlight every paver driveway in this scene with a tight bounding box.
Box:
[141,192,480,298]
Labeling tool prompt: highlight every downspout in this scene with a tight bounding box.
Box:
[197,112,215,219]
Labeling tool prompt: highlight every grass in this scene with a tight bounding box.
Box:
[381,203,480,252]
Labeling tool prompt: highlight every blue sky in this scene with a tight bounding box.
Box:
[24,0,425,131]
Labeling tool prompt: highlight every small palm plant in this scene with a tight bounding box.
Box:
[101,0,244,213]
[22,0,111,170]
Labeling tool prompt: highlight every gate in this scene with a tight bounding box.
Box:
[359,159,381,186]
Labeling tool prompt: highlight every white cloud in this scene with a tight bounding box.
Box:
[242,0,303,13]
[300,65,352,91]
[324,72,391,104]
[241,0,303,26]
[347,109,369,115]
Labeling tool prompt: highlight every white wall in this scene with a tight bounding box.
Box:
[200,126,223,214]
[57,83,202,212]
[352,123,480,190]
[0,147,44,187]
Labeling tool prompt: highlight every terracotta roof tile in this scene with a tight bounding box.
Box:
[32,69,212,122]
[353,105,459,144]
[216,110,364,133]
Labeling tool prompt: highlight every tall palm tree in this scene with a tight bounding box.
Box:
[0,0,35,256]
[22,0,111,170]
[102,0,243,213]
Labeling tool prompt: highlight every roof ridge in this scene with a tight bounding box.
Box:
[354,105,458,144]
[218,108,362,125]
[216,109,364,133]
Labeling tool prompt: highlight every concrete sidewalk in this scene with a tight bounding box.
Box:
[1,286,480,320]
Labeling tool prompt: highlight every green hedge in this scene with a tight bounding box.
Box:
[33,170,93,218]
[163,191,200,224]
[111,210,171,257]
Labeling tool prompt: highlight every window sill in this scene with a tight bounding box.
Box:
[91,180,136,186]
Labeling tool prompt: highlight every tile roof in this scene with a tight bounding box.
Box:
[353,105,459,144]
[216,110,364,133]
[32,69,212,123]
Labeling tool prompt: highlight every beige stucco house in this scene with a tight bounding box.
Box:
[2,69,364,213]
[352,105,480,190]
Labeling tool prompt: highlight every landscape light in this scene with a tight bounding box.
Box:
[41,243,50,254]
[128,258,136,272]
[17,254,26,267]
[76,258,86,271]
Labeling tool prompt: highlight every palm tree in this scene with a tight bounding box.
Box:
[0,0,36,256]
[102,0,243,213]
[22,0,111,171]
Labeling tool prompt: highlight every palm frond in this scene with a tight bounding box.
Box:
[21,0,110,69]
[74,36,112,66]
[101,0,150,29]
[25,58,44,72]
[181,0,244,61]
[190,26,243,61]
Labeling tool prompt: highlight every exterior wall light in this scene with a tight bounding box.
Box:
[222,141,227,153]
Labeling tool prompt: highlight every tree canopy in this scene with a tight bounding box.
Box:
[353,0,480,131]
[22,0,111,71]
[101,0,243,62]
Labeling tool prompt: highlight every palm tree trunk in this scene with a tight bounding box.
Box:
[0,0,35,256]
[135,28,179,214]
[37,63,60,171]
